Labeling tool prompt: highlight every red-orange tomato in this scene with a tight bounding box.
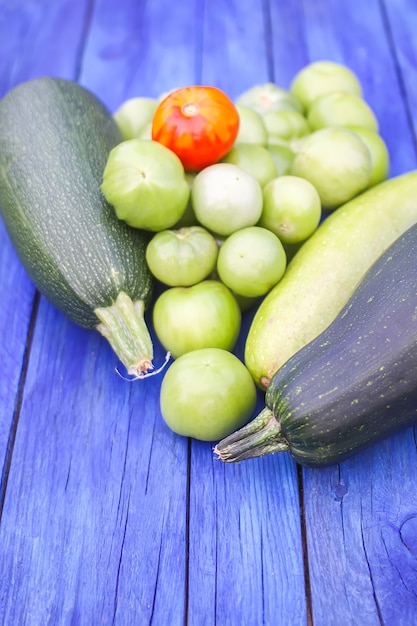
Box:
[151,86,240,172]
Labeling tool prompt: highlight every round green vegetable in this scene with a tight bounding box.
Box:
[260,175,322,244]
[221,143,278,187]
[101,139,190,231]
[152,280,241,358]
[262,109,310,148]
[146,226,218,286]
[267,144,296,175]
[113,97,158,140]
[160,348,257,441]
[348,126,390,187]
[191,163,263,236]
[307,91,379,132]
[290,60,363,112]
[217,226,287,297]
[235,105,268,145]
[290,127,372,209]
[235,82,302,114]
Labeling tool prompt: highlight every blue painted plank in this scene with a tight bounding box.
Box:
[297,0,417,176]
[0,304,188,626]
[80,0,204,111]
[0,1,190,624]
[187,3,308,623]
[0,0,90,487]
[291,1,417,624]
[2,1,417,625]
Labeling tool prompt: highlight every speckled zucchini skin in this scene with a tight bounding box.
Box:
[0,77,153,329]
[266,222,417,466]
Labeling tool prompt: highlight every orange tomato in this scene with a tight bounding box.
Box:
[151,86,240,172]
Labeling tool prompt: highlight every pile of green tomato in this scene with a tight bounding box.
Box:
[101,60,390,442]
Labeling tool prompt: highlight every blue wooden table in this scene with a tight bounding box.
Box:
[1,1,417,624]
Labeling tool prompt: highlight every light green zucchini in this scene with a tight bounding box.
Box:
[244,170,417,388]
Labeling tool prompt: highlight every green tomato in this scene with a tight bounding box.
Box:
[290,127,372,210]
[217,226,287,297]
[290,60,363,112]
[172,172,199,228]
[235,82,302,114]
[307,91,379,132]
[263,109,310,148]
[348,126,390,187]
[191,163,263,236]
[101,139,190,231]
[160,348,257,441]
[235,105,269,145]
[221,143,278,187]
[146,226,219,286]
[153,280,241,358]
[267,144,296,175]
[113,97,158,140]
[260,175,322,244]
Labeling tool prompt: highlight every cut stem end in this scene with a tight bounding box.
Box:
[214,406,289,463]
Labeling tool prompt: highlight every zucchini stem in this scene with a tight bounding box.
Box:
[95,291,155,378]
[214,406,289,462]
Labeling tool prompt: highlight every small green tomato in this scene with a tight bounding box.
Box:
[152,280,241,358]
[221,144,278,187]
[191,163,263,236]
[290,127,372,209]
[113,97,158,140]
[267,144,296,176]
[146,226,219,286]
[160,348,257,441]
[263,109,310,149]
[307,91,379,132]
[235,105,269,145]
[235,82,302,114]
[348,126,390,187]
[260,176,322,244]
[217,226,287,298]
[101,139,190,231]
[290,60,363,112]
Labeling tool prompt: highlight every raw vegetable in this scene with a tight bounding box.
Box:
[259,175,322,244]
[262,109,310,148]
[152,280,241,358]
[160,348,257,441]
[216,227,287,298]
[0,77,156,377]
[191,163,263,236]
[215,222,417,467]
[151,85,240,171]
[235,105,268,145]
[348,126,390,187]
[290,60,363,112]
[113,97,158,140]
[235,83,302,114]
[291,127,372,209]
[101,139,190,231]
[221,144,278,187]
[244,170,417,389]
[145,226,218,287]
[307,91,379,132]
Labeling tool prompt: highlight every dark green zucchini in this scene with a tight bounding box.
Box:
[0,77,155,377]
[215,222,417,467]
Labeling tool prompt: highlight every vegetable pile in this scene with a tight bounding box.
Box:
[2,60,417,464]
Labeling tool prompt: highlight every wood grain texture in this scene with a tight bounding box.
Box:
[1,0,417,625]
[0,0,91,492]
[293,2,417,624]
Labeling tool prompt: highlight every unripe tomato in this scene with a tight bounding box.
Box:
[151,86,240,172]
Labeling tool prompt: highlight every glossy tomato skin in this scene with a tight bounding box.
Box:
[151,86,240,172]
